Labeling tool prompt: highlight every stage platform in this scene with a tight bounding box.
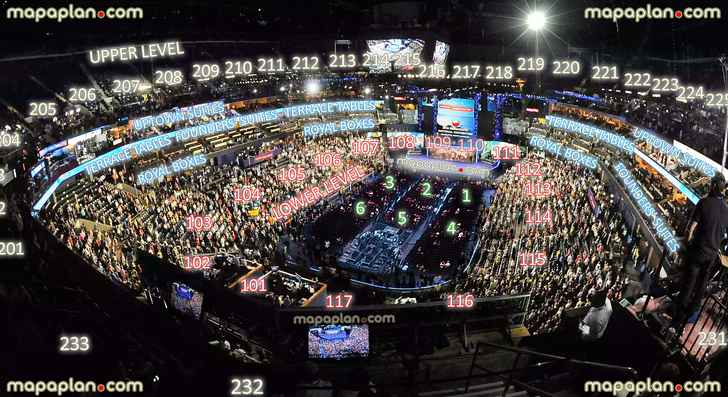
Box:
[393,153,499,180]
[338,223,408,275]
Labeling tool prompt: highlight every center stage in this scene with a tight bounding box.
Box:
[393,153,499,180]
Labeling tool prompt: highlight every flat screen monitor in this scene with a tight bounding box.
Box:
[307,324,369,359]
[171,282,204,319]
[437,98,476,135]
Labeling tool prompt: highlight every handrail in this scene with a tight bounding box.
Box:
[676,292,728,370]
[293,363,560,393]
[475,341,640,378]
[462,341,642,397]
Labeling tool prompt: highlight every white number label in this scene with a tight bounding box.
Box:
[705,93,728,107]
[192,63,221,81]
[230,378,264,395]
[0,133,20,147]
[59,335,91,353]
[154,69,183,86]
[651,77,679,92]
[112,79,141,94]
[624,72,652,87]
[0,241,24,256]
[517,57,545,72]
[485,65,513,80]
[591,65,618,81]
[291,56,320,71]
[676,85,705,102]
[224,60,254,78]
[29,102,57,117]
[328,53,357,68]
[697,332,727,346]
[452,64,481,79]
[415,64,446,79]
[552,60,581,75]
[69,87,97,102]
[256,58,285,73]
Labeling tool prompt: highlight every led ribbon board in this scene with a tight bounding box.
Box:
[613,162,680,254]
[32,100,382,215]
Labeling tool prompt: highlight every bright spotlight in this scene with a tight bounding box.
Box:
[364,87,371,95]
[305,80,321,94]
[280,86,287,92]
[527,10,546,32]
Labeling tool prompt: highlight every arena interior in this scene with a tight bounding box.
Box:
[2,1,728,396]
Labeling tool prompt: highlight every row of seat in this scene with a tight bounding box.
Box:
[51,179,100,212]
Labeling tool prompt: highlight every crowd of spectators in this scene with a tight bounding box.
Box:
[547,104,701,232]
[555,89,726,164]
[452,154,630,335]
[616,95,724,163]
[40,122,641,336]
[34,86,714,338]
[41,130,382,306]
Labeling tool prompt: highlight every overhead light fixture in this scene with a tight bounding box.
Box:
[526,10,547,32]
[305,80,321,95]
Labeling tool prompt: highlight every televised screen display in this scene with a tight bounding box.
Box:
[308,325,369,359]
[437,98,476,135]
[433,41,450,65]
[366,39,425,73]
[171,282,204,319]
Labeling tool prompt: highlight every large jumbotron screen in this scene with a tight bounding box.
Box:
[437,98,476,135]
